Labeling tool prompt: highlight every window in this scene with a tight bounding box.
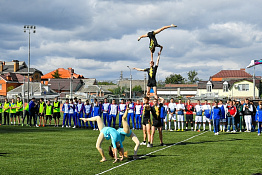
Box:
[238,84,249,91]
[207,81,212,92]
[223,81,228,92]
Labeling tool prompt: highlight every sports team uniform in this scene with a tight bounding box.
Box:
[212,106,222,135]
[102,102,110,126]
[202,104,212,131]
[127,103,135,129]
[195,104,203,131]
[92,104,101,130]
[144,66,158,88]
[176,103,185,122]
[256,105,262,135]
[39,101,46,118]
[143,104,151,126]
[168,102,176,130]
[53,101,61,122]
[118,103,126,128]
[76,102,84,128]
[151,103,163,127]
[109,104,118,128]
[45,104,53,122]
[84,103,92,128]
[3,102,10,125]
[69,103,76,127]
[100,127,123,149]
[160,104,168,129]
[62,102,69,127]
[218,104,226,132]
[16,100,23,120]
[147,31,161,52]
[135,104,142,129]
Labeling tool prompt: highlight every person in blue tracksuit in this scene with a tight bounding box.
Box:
[135,100,143,130]
[73,97,78,128]
[80,116,125,163]
[68,99,75,128]
[92,99,100,130]
[127,99,135,129]
[76,99,84,128]
[84,100,92,128]
[218,100,226,132]
[62,98,70,127]
[256,101,262,136]
[102,98,110,126]
[118,99,126,128]
[160,99,168,129]
[212,101,222,135]
[108,99,118,128]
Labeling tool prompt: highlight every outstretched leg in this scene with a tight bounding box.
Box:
[122,109,130,134]
[80,116,105,131]
[153,86,158,99]
[153,24,177,35]
[130,132,140,159]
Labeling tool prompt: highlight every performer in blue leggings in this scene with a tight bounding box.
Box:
[80,116,124,163]
[127,99,135,129]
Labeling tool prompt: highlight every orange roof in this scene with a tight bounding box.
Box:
[211,70,252,79]
[41,68,84,79]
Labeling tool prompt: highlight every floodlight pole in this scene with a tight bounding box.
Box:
[24,25,36,103]
[253,66,255,100]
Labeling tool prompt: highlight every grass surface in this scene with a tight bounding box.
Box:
[0,125,262,175]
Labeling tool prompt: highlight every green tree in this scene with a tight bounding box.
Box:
[132,85,142,92]
[51,69,61,79]
[187,70,200,84]
[165,74,185,84]
[157,80,166,88]
[108,86,126,95]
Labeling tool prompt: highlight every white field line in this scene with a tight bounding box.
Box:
[96,131,207,175]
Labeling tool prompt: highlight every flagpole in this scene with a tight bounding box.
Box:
[253,66,255,100]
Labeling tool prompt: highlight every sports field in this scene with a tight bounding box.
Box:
[0,126,261,175]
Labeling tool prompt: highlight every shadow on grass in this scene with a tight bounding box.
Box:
[0,153,9,157]
[125,154,177,161]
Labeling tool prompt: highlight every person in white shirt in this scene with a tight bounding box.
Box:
[176,99,185,131]
[194,100,202,132]
[243,98,253,132]
[135,100,142,130]
[202,100,212,131]
[168,98,176,131]
[118,99,127,128]
[109,99,118,128]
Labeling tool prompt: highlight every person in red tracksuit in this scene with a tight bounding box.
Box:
[185,99,194,131]
[226,101,237,133]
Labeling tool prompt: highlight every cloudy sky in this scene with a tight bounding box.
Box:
[1,0,262,82]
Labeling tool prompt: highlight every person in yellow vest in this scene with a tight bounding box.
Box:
[53,97,61,127]
[45,100,53,126]
[16,97,23,125]
[38,98,46,127]
[3,98,10,125]
[0,101,2,125]
[9,98,17,125]
[22,103,29,126]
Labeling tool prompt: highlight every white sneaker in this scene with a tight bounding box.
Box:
[140,142,146,146]
[226,130,230,132]
[93,128,96,130]
[73,125,76,128]
[66,125,68,128]
[169,129,173,131]
[35,124,39,127]
[68,126,71,128]
[62,125,64,128]
[147,143,151,147]
[258,133,261,136]
[231,130,236,133]
[96,128,98,130]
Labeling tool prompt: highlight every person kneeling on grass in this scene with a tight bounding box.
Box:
[80,116,124,163]
[112,106,140,160]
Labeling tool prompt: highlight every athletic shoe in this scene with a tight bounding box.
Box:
[140,141,146,146]
[68,126,71,128]
[197,130,200,132]
[150,144,153,148]
[160,143,166,146]
[96,128,98,130]
[194,129,196,132]
[217,132,219,135]
[231,130,236,133]
[239,130,242,132]
[66,125,68,128]
[93,128,96,130]
[35,124,39,127]
[177,129,180,131]
[226,130,230,132]
[181,129,184,131]
[147,143,151,148]
[169,129,173,131]
[73,125,76,128]
[62,125,64,128]
[171,24,177,27]
[203,129,206,131]
[258,133,261,136]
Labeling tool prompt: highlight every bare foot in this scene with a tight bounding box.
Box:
[100,158,107,162]
[80,118,86,122]
[113,158,119,163]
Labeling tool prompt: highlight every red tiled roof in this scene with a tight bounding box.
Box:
[41,68,84,79]
[165,84,198,88]
[211,70,252,78]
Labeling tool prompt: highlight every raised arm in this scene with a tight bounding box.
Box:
[156,54,161,66]
[159,97,164,104]
[138,34,148,41]
[133,67,144,72]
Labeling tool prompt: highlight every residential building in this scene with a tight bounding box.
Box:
[0,73,23,96]
[157,84,198,98]
[0,60,43,82]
